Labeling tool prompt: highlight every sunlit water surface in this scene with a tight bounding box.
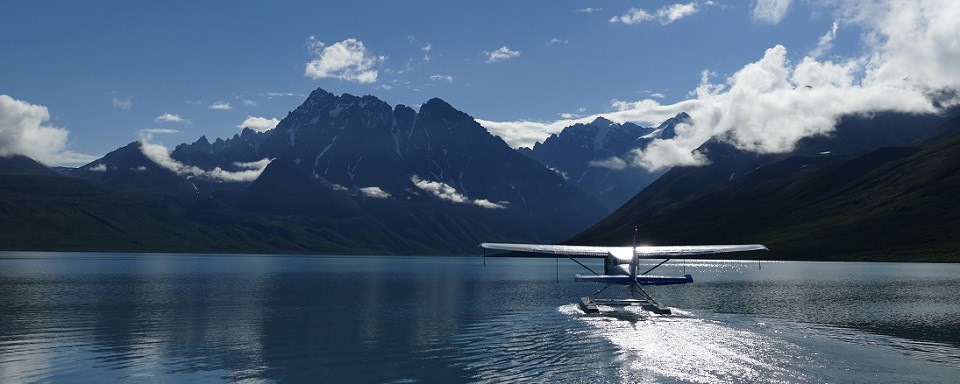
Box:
[1,252,958,383]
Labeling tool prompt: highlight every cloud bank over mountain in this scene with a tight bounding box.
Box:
[0,95,97,166]
[139,139,272,182]
[481,0,960,171]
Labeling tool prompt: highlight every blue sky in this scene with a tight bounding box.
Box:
[1,1,958,167]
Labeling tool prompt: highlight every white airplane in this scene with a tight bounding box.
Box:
[480,236,768,314]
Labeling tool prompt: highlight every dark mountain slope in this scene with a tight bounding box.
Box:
[0,155,61,176]
[0,156,485,254]
[63,141,202,197]
[571,111,960,261]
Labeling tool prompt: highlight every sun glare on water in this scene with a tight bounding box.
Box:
[559,304,812,383]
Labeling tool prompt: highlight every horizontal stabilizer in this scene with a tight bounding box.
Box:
[575,274,693,286]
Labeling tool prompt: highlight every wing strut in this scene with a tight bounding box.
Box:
[641,259,672,275]
[568,256,600,276]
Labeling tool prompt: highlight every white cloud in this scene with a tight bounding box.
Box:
[477,117,591,149]
[548,167,569,180]
[0,94,97,166]
[421,43,432,61]
[138,128,180,137]
[139,140,271,182]
[236,96,257,107]
[88,163,107,172]
[380,84,393,91]
[410,175,505,209]
[629,137,711,171]
[752,0,791,24]
[305,37,383,83]
[154,113,189,124]
[478,99,695,149]
[845,0,960,90]
[549,38,569,45]
[588,156,628,170]
[264,92,304,99]
[483,46,520,63]
[480,0,960,172]
[112,97,132,110]
[209,101,232,110]
[473,199,507,209]
[237,116,280,132]
[430,74,454,83]
[610,8,654,24]
[610,3,699,25]
[577,8,603,14]
[809,20,839,58]
[658,2,699,24]
[560,107,588,119]
[360,186,392,199]
[411,175,468,203]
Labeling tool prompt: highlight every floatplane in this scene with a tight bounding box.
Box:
[480,232,767,315]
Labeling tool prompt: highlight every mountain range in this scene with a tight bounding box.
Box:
[518,114,687,211]
[3,89,612,254]
[3,87,959,261]
[571,110,960,262]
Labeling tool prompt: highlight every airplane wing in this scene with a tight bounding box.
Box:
[635,244,769,257]
[480,243,768,262]
[479,243,630,258]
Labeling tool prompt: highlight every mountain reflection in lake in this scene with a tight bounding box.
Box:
[0,253,958,383]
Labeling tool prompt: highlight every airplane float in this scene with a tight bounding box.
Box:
[480,231,768,314]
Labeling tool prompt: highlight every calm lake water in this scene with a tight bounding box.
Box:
[1,252,958,383]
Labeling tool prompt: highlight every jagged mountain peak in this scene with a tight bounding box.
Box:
[419,97,479,125]
[653,112,692,140]
[292,88,391,118]
[590,116,615,126]
[518,114,693,211]
[420,97,461,115]
[307,87,334,99]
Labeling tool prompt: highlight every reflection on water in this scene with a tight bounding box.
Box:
[566,306,811,383]
[0,253,959,383]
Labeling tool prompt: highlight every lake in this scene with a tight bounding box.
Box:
[1,252,958,383]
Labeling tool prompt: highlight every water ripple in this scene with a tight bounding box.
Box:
[455,304,821,383]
